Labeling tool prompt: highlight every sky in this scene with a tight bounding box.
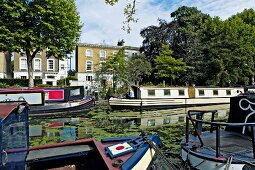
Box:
[70,0,255,70]
[75,0,255,47]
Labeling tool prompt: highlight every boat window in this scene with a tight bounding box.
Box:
[163,118,171,124]
[164,89,171,96]
[148,90,155,96]
[147,119,155,126]
[213,90,218,96]
[178,90,185,96]
[198,90,205,96]
[226,90,231,95]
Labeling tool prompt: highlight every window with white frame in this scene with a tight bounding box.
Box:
[86,49,93,57]
[99,50,106,58]
[60,64,65,70]
[34,58,41,71]
[47,59,54,71]
[20,57,27,70]
[86,76,93,81]
[86,61,93,71]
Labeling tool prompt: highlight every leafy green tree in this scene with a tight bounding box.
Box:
[155,44,193,85]
[126,55,152,85]
[0,0,82,87]
[170,6,211,85]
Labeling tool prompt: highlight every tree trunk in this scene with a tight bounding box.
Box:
[5,51,12,78]
[26,51,34,88]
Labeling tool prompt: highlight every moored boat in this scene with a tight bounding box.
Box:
[180,87,255,169]
[109,86,244,110]
[0,101,169,170]
[0,87,94,116]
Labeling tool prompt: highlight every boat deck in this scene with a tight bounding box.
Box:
[26,145,94,161]
[188,130,255,162]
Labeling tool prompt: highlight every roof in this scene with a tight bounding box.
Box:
[0,88,44,93]
[76,43,140,50]
[0,102,23,120]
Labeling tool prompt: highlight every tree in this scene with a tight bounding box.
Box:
[155,44,193,85]
[105,0,137,33]
[126,55,152,85]
[0,0,82,87]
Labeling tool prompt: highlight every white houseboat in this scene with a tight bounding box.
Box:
[109,86,244,110]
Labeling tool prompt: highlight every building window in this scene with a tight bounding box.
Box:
[86,76,93,81]
[99,61,106,69]
[99,50,106,58]
[132,52,137,57]
[86,61,93,72]
[47,59,54,71]
[179,90,185,96]
[198,90,205,96]
[20,57,27,70]
[21,76,27,79]
[226,90,231,95]
[34,58,41,71]
[61,64,65,70]
[47,75,55,79]
[113,51,118,55]
[34,76,41,79]
[164,89,171,96]
[148,89,155,96]
[86,49,93,57]
[147,119,155,126]
[213,90,218,96]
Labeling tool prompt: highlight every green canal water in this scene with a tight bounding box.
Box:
[28,103,229,162]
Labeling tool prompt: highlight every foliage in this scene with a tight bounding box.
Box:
[155,44,193,85]
[0,0,82,87]
[141,6,255,87]
[0,79,42,87]
[105,0,137,33]
[68,69,77,77]
[126,55,152,85]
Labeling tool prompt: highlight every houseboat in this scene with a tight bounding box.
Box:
[180,87,255,169]
[109,86,244,110]
[0,86,94,116]
[0,101,169,170]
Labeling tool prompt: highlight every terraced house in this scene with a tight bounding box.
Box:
[0,52,12,78]
[13,50,69,86]
[74,43,140,93]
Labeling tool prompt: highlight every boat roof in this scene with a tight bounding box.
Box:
[0,88,44,93]
[0,102,23,120]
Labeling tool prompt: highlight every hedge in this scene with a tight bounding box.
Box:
[0,79,42,87]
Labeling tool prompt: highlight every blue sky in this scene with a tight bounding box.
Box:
[71,0,255,69]
[75,0,255,47]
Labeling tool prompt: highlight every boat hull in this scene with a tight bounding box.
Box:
[29,98,94,116]
[109,97,230,110]
[180,149,246,170]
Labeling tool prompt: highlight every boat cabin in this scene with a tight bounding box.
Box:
[0,89,44,106]
[0,102,29,169]
[131,86,243,99]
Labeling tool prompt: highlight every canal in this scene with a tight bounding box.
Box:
[29,103,229,147]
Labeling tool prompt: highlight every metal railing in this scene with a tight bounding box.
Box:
[185,110,255,158]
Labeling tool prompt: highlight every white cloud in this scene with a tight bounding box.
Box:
[76,0,255,47]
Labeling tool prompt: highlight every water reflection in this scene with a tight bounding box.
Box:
[29,104,229,146]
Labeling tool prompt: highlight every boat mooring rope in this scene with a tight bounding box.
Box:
[143,136,179,170]
[224,155,233,170]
